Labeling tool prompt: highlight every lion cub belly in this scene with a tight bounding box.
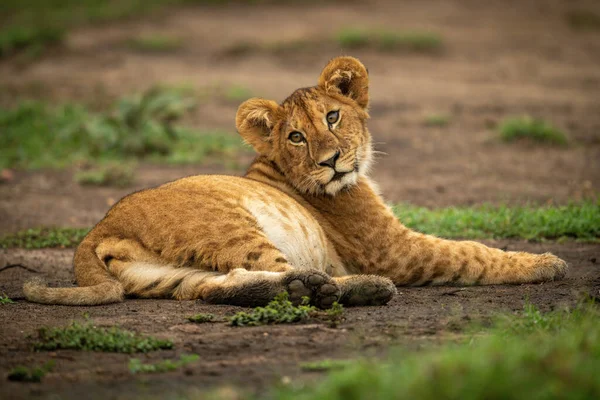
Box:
[242,196,329,271]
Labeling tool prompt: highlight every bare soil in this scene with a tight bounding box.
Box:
[0,0,599,398]
[1,241,599,400]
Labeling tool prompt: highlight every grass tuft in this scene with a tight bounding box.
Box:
[336,29,442,53]
[0,25,65,58]
[1,1,320,59]
[273,301,600,400]
[34,321,173,353]
[229,293,344,327]
[0,0,204,58]
[128,354,199,374]
[495,300,599,336]
[300,359,353,372]
[393,201,599,241]
[224,85,253,102]
[325,301,344,328]
[229,293,316,327]
[127,34,183,52]
[0,228,89,249]
[187,313,215,323]
[0,87,246,170]
[75,162,135,187]
[8,360,55,382]
[498,116,568,145]
[423,114,451,127]
[0,293,15,304]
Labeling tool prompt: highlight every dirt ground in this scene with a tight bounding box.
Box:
[1,241,599,400]
[0,0,599,398]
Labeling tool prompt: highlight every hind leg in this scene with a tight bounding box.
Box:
[333,275,397,306]
[201,268,340,308]
[100,238,340,308]
[109,260,339,308]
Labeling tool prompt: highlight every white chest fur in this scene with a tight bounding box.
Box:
[242,196,329,270]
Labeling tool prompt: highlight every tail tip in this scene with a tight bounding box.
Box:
[23,277,48,300]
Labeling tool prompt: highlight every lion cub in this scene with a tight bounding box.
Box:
[24,56,567,308]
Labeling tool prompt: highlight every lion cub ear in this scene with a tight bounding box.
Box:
[318,56,369,109]
[236,98,282,155]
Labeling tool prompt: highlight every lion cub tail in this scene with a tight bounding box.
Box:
[23,278,124,306]
[23,239,124,306]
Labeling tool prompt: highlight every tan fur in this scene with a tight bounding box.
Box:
[24,56,567,308]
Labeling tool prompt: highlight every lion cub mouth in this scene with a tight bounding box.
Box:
[330,167,357,183]
[331,171,348,182]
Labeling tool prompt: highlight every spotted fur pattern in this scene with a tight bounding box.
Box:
[23,56,567,308]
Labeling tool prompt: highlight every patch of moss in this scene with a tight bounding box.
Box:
[0,227,89,249]
[127,34,183,52]
[423,114,451,127]
[75,162,135,187]
[7,360,55,382]
[301,359,353,372]
[187,313,215,323]
[229,293,316,326]
[498,116,568,145]
[229,293,344,327]
[128,354,199,374]
[34,321,173,353]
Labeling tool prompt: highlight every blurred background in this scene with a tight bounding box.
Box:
[1,0,599,233]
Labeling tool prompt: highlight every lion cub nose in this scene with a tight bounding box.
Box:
[318,151,340,169]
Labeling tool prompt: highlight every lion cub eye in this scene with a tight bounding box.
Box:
[288,131,305,144]
[326,110,340,125]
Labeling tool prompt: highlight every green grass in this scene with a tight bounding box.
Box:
[0,228,89,249]
[127,34,183,52]
[271,301,600,400]
[1,0,317,58]
[229,293,316,326]
[0,0,215,58]
[128,354,199,374]
[336,28,442,53]
[74,162,135,187]
[566,10,600,31]
[423,114,451,127]
[0,293,15,304]
[498,116,568,145]
[229,293,344,327]
[187,313,215,323]
[0,25,65,59]
[1,202,597,249]
[8,360,55,382]
[0,87,246,170]
[34,321,173,353]
[224,85,254,102]
[394,201,599,241]
[324,301,344,328]
[300,359,354,372]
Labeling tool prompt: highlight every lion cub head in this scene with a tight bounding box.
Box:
[236,56,373,196]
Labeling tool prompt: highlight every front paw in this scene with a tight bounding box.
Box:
[339,275,397,306]
[538,253,569,281]
[533,253,568,281]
